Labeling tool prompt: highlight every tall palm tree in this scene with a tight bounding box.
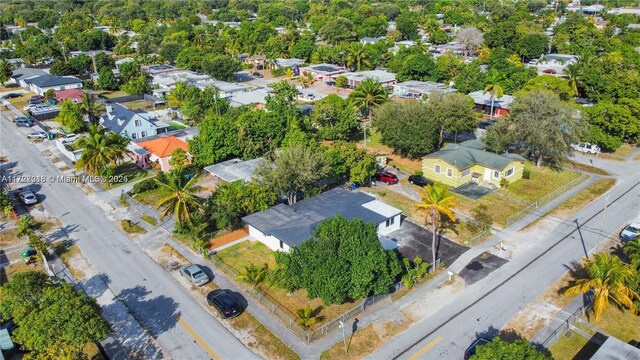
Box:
[236,263,268,287]
[349,78,387,149]
[0,58,12,86]
[155,170,203,225]
[80,93,102,124]
[564,63,583,97]
[483,70,505,118]
[75,124,129,174]
[624,239,640,269]
[346,42,371,71]
[416,184,456,272]
[564,253,639,322]
[224,38,241,56]
[168,82,189,107]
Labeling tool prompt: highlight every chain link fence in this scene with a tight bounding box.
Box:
[120,192,175,231]
[541,305,590,348]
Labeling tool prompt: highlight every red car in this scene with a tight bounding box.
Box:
[375,172,399,184]
[542,69,557,74]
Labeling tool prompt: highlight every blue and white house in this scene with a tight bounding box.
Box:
[99,103,169,140]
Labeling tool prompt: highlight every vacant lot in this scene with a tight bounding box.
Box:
[134,186,172,207]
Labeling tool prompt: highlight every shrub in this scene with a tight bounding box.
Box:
[132,177,159,194]
[522,168,531,179]
[500,178,510,188]
[414,170,424,176]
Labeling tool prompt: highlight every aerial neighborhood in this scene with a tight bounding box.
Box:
[1,1,640,360]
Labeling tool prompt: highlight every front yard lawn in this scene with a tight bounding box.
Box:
[0,228,20,246]
[498,162,582,204]
[107,162,150,188]
[7,91,36,114]
[584,307,640,343]
[549,330,598,360]
[134,186,172,207]
[118,220,147,234]
[212,241,360,329]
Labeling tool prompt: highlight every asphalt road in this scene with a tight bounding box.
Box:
[0,110,259,359]
[369,158,640,359]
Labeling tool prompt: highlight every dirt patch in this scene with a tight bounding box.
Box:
[0,228,20,246]
[53,242,92,280]
[402,276,466,322]
[207,227,249,250]
[155,243,190,270]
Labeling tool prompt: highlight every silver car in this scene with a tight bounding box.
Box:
[19,190,38,205]
[27,131,48,140]
[180,264,210,286]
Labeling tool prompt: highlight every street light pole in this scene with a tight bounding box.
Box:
[339,321,347,353]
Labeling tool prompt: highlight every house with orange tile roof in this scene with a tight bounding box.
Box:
[132,136,190,172]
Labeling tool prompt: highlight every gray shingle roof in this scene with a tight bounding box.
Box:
[23,74,82,88]
[11,68,47,81]
[100,103,151,134]
[424,142,525,171]
[242,188,389,247]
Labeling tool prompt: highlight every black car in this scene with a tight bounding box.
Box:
[3,93,21,99]
[477,120,497,129]
[408,175,431,187]
[252,72,264,78]
[464,337,492,360]
[207,289,242,319]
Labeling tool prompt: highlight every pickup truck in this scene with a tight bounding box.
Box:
[570,142,601,155]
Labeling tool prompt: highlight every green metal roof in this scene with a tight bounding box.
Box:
[424,143,525,171]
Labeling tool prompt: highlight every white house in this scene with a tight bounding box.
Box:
[151,70,212,97]
[100,103,169,140]
[392,81,455,99]
[22,74,83,95]
[242,188,402,252]
[197,80,253,98]
[332,70,397,88]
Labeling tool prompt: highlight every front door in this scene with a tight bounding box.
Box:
[483,168,491,183]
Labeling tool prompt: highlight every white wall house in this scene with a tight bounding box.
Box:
[23,75,83,95]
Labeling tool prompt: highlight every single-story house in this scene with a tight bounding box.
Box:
[299,63,347,82]
[360,37,384,45]
[332,70,397,88]
[151,70,212,97]
[70,50,113,58]
[22,74,83,95]
[392,81,455,99]
[430,42,465,56]
[100,103,169,140]
[55,88,85,104]
[10,68,47,87]
[243,188,403,252]
[142,64,180,76]
[467,90,513,118]
[134,136,189,172]
[229,88,271,109]
[589,335,640,359]
[275,58,305,69]
[204,157,263,184]
[422,140,525,188]
[197,80,253,98]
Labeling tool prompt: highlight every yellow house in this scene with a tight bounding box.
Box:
[422,140,525,188]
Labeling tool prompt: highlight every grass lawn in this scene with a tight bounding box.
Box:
[498,162,582,204]
[7,91,36,114]
[213,241,359,329]
[107,162,150,188]
[99,90,129,99]
[584,307,640,343]
[2,258,45,282]
[320,320,411,360]
[0,228,20,246]
[567,160,610,176]
[549,330,598,360]
[118,220,147,234]
[141,215,157,225]
[546,178,616,219]
[134,186,172,207]
[455,192,528,229]
[229,312,300,360]
[614,143,637,157]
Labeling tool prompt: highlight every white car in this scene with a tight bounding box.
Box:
[27,131,48,140]
[620,223,640,242]
[60,133,79,144]
[19,190,38,205]
[571,142,601,155]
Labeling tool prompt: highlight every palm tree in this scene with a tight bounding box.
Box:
[346,42,371,71]
[168,82,189,107]
[155,170,203,225]
[507,54,522,67]
[416,184,456,272]
[284,68,295,78]
[296,306,318,329]
[624,239,640,269]
[477,45,491,62]
[564,254,639,322]
[483,70,505,118]
[75,125,129,174]
[224,38,241,56]
[236,263,268,287]
[16,215,36,238]
[349,78,388,149]
[80,93,102,124]
[0,58,13,86]
[564,64,582,97]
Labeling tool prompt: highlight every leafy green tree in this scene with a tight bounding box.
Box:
[204,55,242,81]
[206,180,277,229]
[428,92,477,146]
[121,74,150,95]
[564,253,639,322]
[155,170,203,225]
[56,101,86,133]
[275,216,403,304]
[0,271,109,356]
[430,30,450,45]
[517,32,549,60]
[483,119,515,153]
[471,337,551,360]
[0,58,12,85]
[624,238,640,270]
[266,80,299,125]
[160,42,183,64]
[118,61,141,84]
[236,263,268,287]
[346,42,371,72]
[583,100,640,150]
[312,94,359,141]
[319,17,354,45]
[16,215,36,238]
[236,110,287,159]
[169,148,188,171]
[523,75,575,101]
[356,16,388,38]
[397,54,436,82]
[335,76,348,88]
[324,142,377,185]
[349,78,388,149]
[373,101,439,158]
[188,112,239,166]
[416,184,456,272]
[255,144,330,204]
[395,12,418,40]
[75,124,129,175]
[97,67,119,90]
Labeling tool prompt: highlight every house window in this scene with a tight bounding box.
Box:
[279,240,283,249]
[505,167,515,178]
[131,133,137,139]
[446,168,453,178]
[434,164,441,173]
[141,131,147,138]
[135,119,141,127]
[493,170,500,179]
[389,216,395,225]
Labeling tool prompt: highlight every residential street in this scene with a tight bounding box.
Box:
[0,110,258,359]
[368,154,640,360]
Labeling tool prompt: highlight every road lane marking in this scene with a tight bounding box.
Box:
[407,336,443,360]
[177,316,221,360]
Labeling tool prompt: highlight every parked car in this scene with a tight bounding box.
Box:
[542,69,557,74]
[28,98,44,105]
[256,64,264,70]
[19,190,38,205]
[408,175,431,187]
[570,142,601,155]
[15,118,34,127]
[2,93,21,99]
[180,264,210,286]
[620,223,640,241]
[477,120,497,129]
[375,172,399,185]
[27,131,48,140]
[252,72,264,78]
[207,289,242,319]
[464,337,492,360]
[13,116,29,123]
[60,133,79,144]
[306,93,315,100]
[528,59,539,65]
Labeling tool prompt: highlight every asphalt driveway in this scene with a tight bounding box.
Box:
[387,220,468,267]
[458,252,508,285]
